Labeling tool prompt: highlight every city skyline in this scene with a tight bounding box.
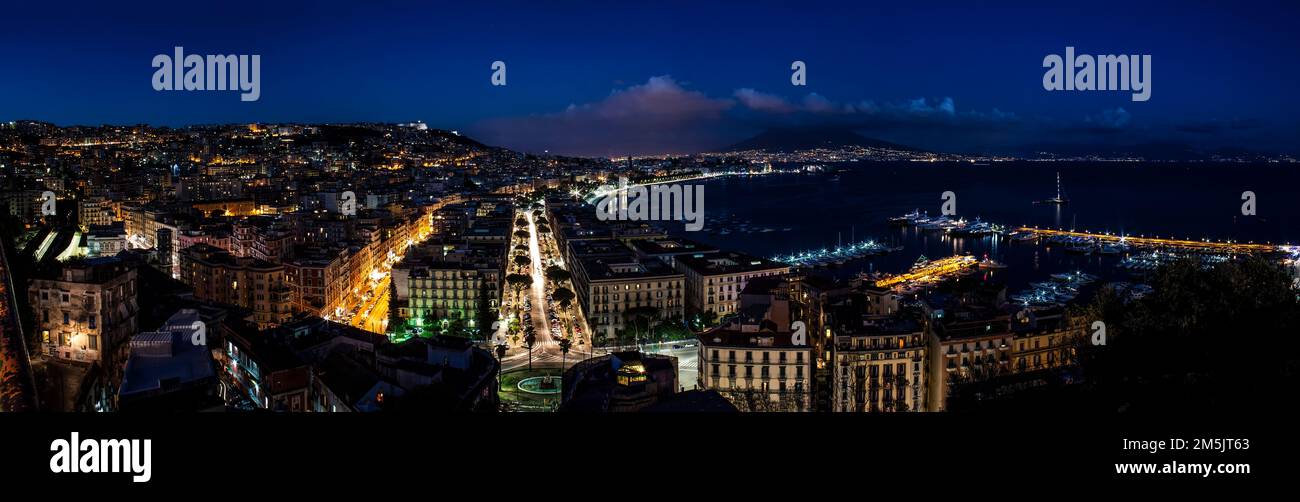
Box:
[2,3,1292,490]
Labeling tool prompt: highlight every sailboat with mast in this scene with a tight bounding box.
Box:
[1033,171,1070,205]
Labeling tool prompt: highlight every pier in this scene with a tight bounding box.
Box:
[874,255,978,288]
[1018,227,1283,254]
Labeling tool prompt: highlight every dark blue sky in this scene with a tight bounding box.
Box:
[3,1,1297,156]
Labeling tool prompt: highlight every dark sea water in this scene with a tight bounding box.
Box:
[687,162,1300,293]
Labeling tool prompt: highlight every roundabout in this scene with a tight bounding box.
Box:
[516,375,562,395]
[499,366,565,411]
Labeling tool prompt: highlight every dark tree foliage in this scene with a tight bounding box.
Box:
[1068,256,1300,412]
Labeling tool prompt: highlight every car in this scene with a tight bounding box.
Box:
[672,344,683,349]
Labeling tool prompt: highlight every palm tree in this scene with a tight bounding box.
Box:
[421,310,439,335]
[557,337,572,372]
[523,329,537,371]
[623,305,660,349]
[494,343,508,390]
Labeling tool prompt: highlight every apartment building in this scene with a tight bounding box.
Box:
[569,240,684,343]
[391,238,505,329]
[674,251,789,317]
[178,243,294,329]
[28,257,139,387]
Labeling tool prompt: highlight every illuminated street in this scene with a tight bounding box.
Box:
[499,208,595,371]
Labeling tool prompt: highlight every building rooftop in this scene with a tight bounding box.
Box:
[627,236,720,257]
[698,327,809,349]
[119,310,218,409]
[675,251,788,276]
[578,254,681,281]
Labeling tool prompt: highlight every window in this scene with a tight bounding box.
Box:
[63,312,70,325]
[88,315,96,330]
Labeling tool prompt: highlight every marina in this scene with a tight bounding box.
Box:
[773,238,901,267]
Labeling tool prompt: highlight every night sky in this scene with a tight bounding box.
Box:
[3,0,1297,156]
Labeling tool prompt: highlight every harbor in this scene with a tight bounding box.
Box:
[773,238,901,267]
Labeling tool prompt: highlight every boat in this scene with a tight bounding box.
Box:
[889,209,925,225]
[1010,231,1039,243]
[977,255,1008,269]
[919,216,952,231]
[1033,172,1071,205]
[1099,242,1127,255]
[1064,240,1096,254]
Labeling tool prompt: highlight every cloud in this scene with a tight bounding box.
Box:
[472,77,1255,157]
[731,90,960,119]
[1085,107,1131,130]
[733,88,795,113]
[470,76,735,156]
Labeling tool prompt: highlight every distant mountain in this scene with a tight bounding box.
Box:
[1018,141,1273,161]
[725,127,916,153]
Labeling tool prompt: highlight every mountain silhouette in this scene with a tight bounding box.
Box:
[725,127,916,152]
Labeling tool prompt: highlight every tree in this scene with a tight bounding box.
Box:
[552,287,575,309]
[558,337,572,371]
[545,266,571,284]
[513,254,531,269]
[421,309,439,335]
[387,279,402,336]
[391,320,408,340]
[697,310,719,330]
[535,216,549,226]
[475,280,496,341]
[514,230,530,241]
[623,305,660,349]
[514,244,529,253]
[506,274,533,300]
[494,343,508,390]
[523,329,537,371]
